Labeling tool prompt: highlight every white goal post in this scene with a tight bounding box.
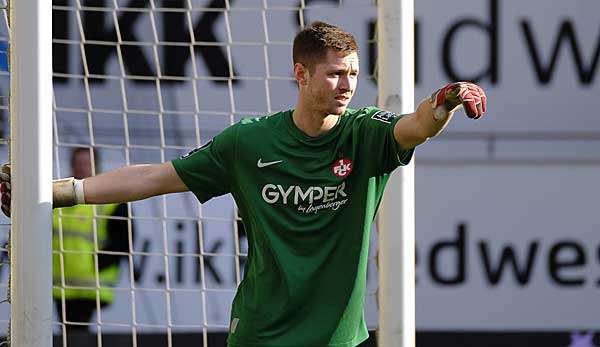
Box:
[376,1,416,346]
[7,1,415,346]
[9,1,54,347]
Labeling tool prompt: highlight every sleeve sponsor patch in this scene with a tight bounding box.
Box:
[180,140,212,159]
[370,110,397,124]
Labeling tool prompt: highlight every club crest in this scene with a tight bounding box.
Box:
[332,158,353,177]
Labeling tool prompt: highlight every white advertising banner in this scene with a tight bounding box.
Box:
[415,165,600,330]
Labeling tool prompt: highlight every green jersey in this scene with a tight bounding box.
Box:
[172,107,414,347]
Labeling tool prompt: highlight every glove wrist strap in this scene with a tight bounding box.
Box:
[53,177,85,207]
[74,179,85,205]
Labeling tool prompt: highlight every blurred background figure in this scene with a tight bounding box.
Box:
[53,148,133,346]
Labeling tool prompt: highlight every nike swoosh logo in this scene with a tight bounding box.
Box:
[257,158,283,168]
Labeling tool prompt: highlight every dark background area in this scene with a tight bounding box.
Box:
[51,331,600,347]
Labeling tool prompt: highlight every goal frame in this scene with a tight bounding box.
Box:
[9,1,54,346]
[376,1,416,346]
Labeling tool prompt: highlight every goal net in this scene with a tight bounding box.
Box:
[6,1,414,346]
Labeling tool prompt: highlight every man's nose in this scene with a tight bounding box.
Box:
[338,75,350,92]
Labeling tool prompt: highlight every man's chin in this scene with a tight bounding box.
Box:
[330,106,347,115]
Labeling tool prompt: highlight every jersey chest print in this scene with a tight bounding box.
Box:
[258,155,352,215]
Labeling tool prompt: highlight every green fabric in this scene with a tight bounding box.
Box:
[52,203,120,303]
[172,107,414,347]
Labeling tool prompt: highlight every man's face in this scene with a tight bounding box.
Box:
[72,150,92,179]
[302,50,359,116]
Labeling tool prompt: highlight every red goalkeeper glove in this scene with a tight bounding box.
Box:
[430,82,487,120]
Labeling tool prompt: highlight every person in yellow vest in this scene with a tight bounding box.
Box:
[53,148,132,342]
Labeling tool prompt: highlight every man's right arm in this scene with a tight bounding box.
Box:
[2,124,236,215]
[48,161,188,208]
[81,162,187,205]
[0,162,186,215]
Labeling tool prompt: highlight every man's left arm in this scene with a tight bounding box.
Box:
[393,82,487,149]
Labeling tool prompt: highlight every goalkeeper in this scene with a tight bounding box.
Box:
[1,21,486,347]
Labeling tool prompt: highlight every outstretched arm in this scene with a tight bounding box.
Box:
[393,82,487,150]
[2,125,237,215]
[1,161,189,214]
[82,161,188,204]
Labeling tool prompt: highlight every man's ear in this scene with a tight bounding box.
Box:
[294,63,309,86]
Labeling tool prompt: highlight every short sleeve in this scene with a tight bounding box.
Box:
[359,107,414,174]
[171,124,238,203]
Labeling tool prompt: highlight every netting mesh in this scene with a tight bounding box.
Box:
[8,1,383,345]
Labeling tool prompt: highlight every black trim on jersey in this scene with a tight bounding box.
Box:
[180,140,212,159]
